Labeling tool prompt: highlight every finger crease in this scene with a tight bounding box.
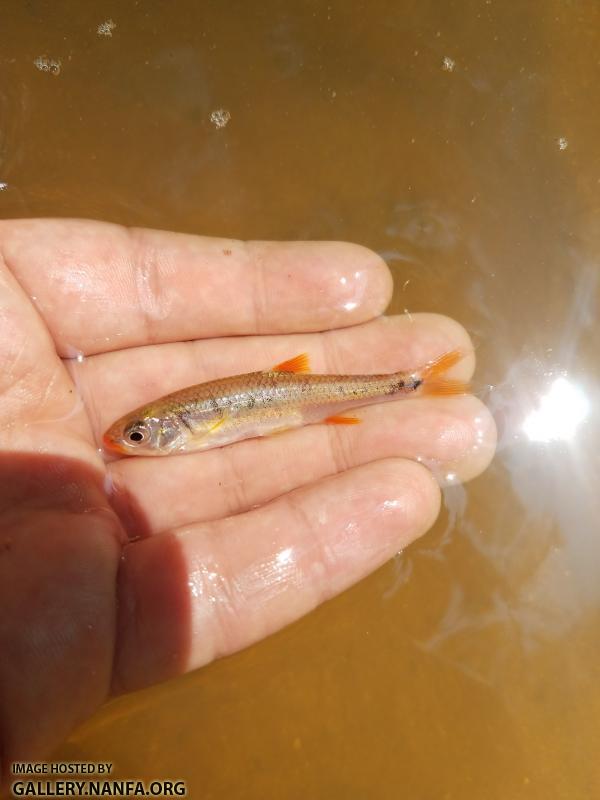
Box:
[246,243,269,335]
[222,447,252,516]
[128,230,171,344]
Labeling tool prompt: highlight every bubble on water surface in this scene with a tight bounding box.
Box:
[34,55,61,75]
[442,56,455,72]
[0,182,7,191]
[557,136,568,151]
[97,19,116,37]
[210,109,231,129]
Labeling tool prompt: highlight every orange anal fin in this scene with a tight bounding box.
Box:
[421,378,470,397]
[271,353,311,373]
[324,414,362,425]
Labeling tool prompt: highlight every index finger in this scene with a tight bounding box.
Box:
[0,219,392,356]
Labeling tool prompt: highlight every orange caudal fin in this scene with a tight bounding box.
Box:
[272,353,311,373]
[420,349,470,397]
[324,414,361,425]
[421,378,470,397]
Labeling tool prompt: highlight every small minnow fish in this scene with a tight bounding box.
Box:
[103,349,469,457]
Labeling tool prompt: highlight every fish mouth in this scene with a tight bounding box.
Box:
[102,432,131,456]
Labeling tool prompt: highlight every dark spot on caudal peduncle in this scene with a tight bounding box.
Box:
[391,377,421,394]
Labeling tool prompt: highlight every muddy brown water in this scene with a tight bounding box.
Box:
[1,2,599,798]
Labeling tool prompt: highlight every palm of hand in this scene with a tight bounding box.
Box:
[0,219,495,767]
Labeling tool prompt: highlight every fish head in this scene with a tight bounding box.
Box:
[103,411,186,456]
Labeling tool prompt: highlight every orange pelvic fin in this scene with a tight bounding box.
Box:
[272,353,311,373]
[420,349,470,396]
[324,414,361,425]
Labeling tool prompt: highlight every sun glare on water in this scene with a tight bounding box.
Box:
[522,376,590,443]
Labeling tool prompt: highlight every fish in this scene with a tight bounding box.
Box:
[102,349,469,457]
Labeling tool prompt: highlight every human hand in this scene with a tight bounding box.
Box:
[0,219,495,769]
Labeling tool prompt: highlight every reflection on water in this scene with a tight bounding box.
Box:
[522,376,589,442]
[386,202,460,252]
[2,1,600,797]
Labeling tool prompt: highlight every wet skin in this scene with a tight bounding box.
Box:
[0,219,496,774]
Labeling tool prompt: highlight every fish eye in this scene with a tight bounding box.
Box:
[126,423,149,445]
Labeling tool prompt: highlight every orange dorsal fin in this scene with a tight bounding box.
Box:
[324,414,361,425]
[420,349,470,396]
[271,353,311,373]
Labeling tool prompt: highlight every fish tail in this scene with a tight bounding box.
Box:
[418,349,470,396]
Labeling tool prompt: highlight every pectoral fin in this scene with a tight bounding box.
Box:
[207,412,228,433]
